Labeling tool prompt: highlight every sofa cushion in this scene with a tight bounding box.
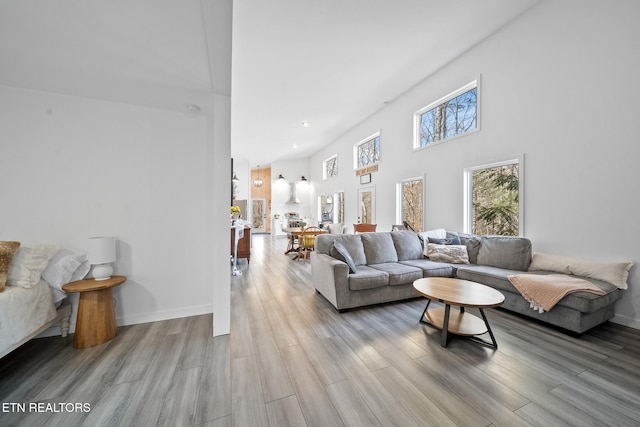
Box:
[348,265,390,291]
[316,234,367,266]
[330,241,357,273]
[369,263,423,286]
[458,233,481,264]
[399,259,455,278]
[477,235,531,271]
[361,233,398,265]
[456,265,622,313]
[390,231,423,261]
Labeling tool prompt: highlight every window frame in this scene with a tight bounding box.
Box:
[463,155,524,236]
[396,175,425,232]
[354,132,381,170]
[323,154,338,180]
[413,79,480,150]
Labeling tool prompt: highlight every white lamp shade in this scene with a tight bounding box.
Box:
[88,236,116,265]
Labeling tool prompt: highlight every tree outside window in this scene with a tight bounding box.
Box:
[470,163,519,236]
[415,80,478,149]
[324,155,338,179]
[400,177,423,232]
[356,134,380,169]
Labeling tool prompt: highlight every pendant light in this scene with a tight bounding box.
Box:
[253,165,264,187]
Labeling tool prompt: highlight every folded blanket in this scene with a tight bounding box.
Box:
[507,274,606,313]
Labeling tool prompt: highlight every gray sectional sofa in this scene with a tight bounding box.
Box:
[311,230,625,334]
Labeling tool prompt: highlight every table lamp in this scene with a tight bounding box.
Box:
[88,236,116,281]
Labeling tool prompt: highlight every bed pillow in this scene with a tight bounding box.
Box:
[42,247,88,290]
[1,241,21,292]
[70,260,91,282]
[7,243,61,289]
[426,243,470,264]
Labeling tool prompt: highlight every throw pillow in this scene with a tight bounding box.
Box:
[477,235,532,271]
[0,241,21,292]
[529,252,633,290]
[428,235,462,245]
[458,233,481,264]
[42,247,88,290]
[426,243,470,264]
[330,241,357,273]
[7,243,61,288]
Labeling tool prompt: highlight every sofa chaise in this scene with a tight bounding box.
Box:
[311,230,630,334]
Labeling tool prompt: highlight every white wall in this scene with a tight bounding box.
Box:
[271,158,313,223]
[310,0,640,328]
[0,85,219,332]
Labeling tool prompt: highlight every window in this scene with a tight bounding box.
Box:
[397,177,424,232]
[323,155,338,180]
[414,80,478,149]
[464,158,522,236]
[355,133,380,169]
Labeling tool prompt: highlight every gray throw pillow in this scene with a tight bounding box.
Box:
[331,241,357,273]
[477,235,532,271]
[428,235,462,245]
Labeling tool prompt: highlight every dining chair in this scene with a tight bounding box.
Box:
[298,226,321,262]
[353,223,377,233]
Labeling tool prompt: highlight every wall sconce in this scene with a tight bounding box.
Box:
[300,176,308,182]
[277,174,285,180]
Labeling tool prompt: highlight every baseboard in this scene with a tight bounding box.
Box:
[37,304,213,337]
[117,304,213,327]
[610,314,640,330]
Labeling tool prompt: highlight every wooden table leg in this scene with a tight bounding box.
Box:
[74,287,117,348]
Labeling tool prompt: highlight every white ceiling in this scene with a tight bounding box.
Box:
[0,0,538,165]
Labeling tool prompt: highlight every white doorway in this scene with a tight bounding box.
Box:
[357,186,375,224]
[252,198,267,233]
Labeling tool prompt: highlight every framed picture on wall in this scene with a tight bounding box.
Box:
[360,173,371,184]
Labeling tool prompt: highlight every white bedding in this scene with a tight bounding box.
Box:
[0,280,57,353]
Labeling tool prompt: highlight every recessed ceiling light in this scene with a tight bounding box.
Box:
[302,121,310,127]
[292,144,298,149]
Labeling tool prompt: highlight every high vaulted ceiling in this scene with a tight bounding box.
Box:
[0,0,538,165]
[231,0,539,164]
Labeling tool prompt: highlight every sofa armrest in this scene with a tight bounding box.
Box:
[311,252,350,309]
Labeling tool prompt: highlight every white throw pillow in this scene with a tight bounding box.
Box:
[426,243,470,264]
[419,228,447,256]
[42,247,88,290]
[529,252,633,290]
[7,243,61,288]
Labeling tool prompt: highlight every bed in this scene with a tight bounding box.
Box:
[0,242,89,359]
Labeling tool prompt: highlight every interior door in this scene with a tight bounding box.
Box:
[252,198,267,233]
[357,186,375,225]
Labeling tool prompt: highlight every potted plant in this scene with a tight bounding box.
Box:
[230,205,241,220]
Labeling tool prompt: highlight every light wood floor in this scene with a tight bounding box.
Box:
[2,234,640,426]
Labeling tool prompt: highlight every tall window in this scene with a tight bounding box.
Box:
[414,80,478,149]
[323,155,338,179]
[398,177,424,232]
[355,133,380,169]
[464,158,522,236]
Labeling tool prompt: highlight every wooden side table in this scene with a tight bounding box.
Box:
[62,276,126,348]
